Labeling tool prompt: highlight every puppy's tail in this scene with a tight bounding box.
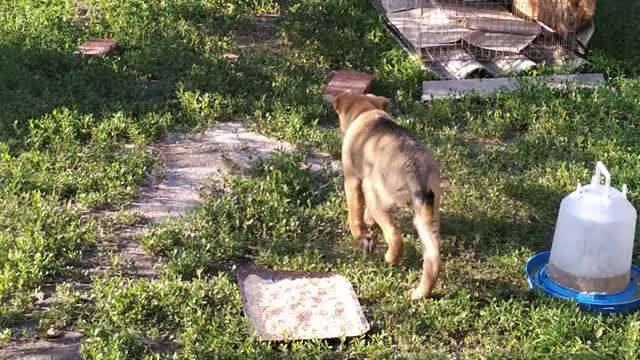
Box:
[405,165,441,300]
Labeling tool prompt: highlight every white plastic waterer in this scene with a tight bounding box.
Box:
[547,161,638,294]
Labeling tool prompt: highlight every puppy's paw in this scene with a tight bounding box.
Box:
[410,286,431,301]
[384,250,400,266]
[357,233,375,255]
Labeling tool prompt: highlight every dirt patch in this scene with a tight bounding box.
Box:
[107,121,338,277]
[235,14,283,50]
[0,332,82,360]
[465,135,516,155]
[135,122,291,223]
[102,122,338,277]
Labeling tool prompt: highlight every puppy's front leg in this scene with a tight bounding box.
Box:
[344,176,373,254]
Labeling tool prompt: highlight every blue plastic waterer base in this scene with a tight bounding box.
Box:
[525,251,640,315]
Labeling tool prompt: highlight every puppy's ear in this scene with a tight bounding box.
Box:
[331,90,352,112]
[367,95,391,111]
[331,95,340,111]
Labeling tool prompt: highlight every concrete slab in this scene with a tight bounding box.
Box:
[422,73,606,101]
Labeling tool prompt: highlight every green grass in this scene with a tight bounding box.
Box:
[1,0,640,358]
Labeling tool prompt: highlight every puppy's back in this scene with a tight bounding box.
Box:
[346,110,439,195]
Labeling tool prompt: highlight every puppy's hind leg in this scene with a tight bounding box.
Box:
[344,176,373,254]
[364,206,376,228]
[371,207,403,265]
[363,183,401,264]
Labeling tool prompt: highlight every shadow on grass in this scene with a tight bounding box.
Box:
[0,40,228,154]
[0,44,147,146]
[0,10,303,151]
[414,213,552,264]
[590,0,640,75]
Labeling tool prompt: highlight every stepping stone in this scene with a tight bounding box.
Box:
[76,38,119,58]
[222,53,240,63]
[322,70,375,103]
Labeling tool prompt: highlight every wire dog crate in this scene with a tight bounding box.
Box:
[374,0,595,78]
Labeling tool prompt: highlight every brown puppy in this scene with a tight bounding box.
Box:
[332,91,442,300]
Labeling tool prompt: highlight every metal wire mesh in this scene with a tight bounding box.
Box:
[379,0,579,62]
